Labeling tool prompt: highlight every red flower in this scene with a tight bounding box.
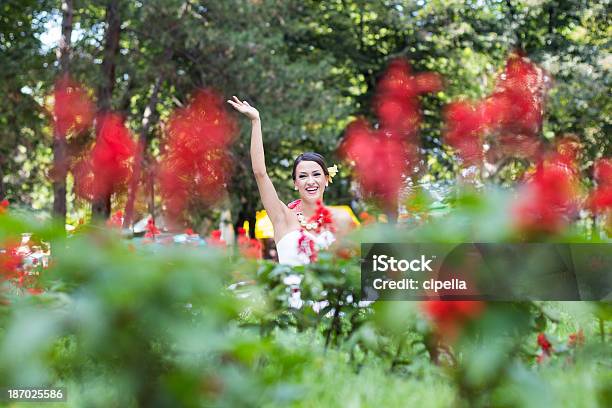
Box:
[144,217,160,238]
[158,89,237,219]
[377,58,417,99]
[589,158,612,214]
[536,332,554,364]
[107,210,124,228]
[555,135,581,165]
[359,211,375,225]
[422,300,485,341]
[568,330,585,348]
[593,158,612,186]
[589,187,612,213]
[206,229,226,247]
[340,59,442,211]
[513,155,580,235]
[238,236,262,259]
[375,58,441,138]
[53,75,94,137]
[309,200,335,234]
[0,241,23,281]
[0,199,8,214]
[297,230,317,263]
[73,113,136,201]
[445,52,550,166]
[443,101,487,165]
[340,119,409,210]
[335,247,352,259]
[537,332,553,354]
[491,53,549,135]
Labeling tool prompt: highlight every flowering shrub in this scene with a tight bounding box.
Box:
[590,158,612,215]
[52,75,94,137]
[444,53,549,167]
[422,300,485,342]
[340,59,441,210]
[512,153,581,235]
[144,216,160,239]
[206,229,226,247]
[73,113,136,201]
[237,227,262,259]
[0,200,9,215]
[158,90,237,219]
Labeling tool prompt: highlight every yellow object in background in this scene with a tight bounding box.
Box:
[254,205,360,239]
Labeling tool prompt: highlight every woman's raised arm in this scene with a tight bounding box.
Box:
[227,96,288,226]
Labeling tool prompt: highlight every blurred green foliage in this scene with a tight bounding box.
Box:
[1,186,611,407]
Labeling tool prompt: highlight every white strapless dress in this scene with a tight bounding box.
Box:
[276,229,335,309]
[276,229,335,266]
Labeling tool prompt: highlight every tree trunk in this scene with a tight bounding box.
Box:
[51,0,73,226]
[92,0,121,221]
[97,0,121,114]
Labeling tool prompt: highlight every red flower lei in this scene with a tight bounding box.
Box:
[290,200,335,263]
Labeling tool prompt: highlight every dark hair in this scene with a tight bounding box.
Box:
[291,152,328,180]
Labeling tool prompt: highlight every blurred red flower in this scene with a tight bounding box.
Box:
[297,230,317,263]
[107,210,124,228]
[589,158,612,214]
[567,330,585,348]
[375,58,441,139]
[377,58,417,99]
[207,229,226,247]
[445,52,550,166]
[359,211,375,225]
[422,300,485,341]
[589,188,612,214]
[238,233,262,259]
[489,53,549,135]
[159,90,237,219]
[593,158,612,186]
[310,200,335,234]
[27,287,44,295]
[443,101,487,165]
[0,241,22,281]
[555,135,581,165]
[536,332,554,364]
[144,217,160,238]
[513,155,580,235]
[0,199,8,214]
[340,119,409,210]
[537,332,552,353]
[53,75,94,137]
[73,113,136,201]
[341,59,442,211]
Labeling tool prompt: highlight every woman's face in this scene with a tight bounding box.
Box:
[294,160,327,204]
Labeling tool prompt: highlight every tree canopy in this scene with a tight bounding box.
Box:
[0,0,609,230]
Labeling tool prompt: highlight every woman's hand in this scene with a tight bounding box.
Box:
[227,96,260,121]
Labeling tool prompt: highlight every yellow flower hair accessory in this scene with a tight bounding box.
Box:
[327,164,338,183]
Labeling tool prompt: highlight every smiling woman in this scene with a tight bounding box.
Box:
[227,96,353,265]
